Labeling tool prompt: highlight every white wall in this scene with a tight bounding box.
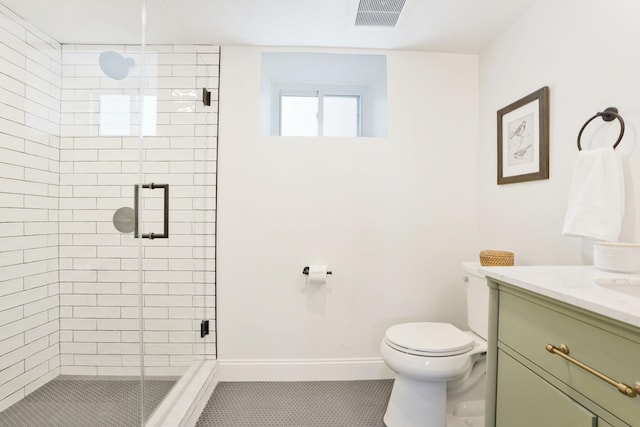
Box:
[0,4,61,411]
[479,0,640,265]
[217,46,479,378]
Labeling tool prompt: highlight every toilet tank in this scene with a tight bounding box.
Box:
[462,262,489,340]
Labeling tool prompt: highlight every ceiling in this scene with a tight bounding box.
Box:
[1,0,538,53]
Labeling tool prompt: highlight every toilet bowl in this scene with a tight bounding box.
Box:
[381,262,489,427]
[381,325,486,427]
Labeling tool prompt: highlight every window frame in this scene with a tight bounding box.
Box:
[273,83,364,137]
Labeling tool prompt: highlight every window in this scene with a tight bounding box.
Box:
[280,92,318,136]
[323,95,360,137]
[279,89,361,137]
[261,52,387,137]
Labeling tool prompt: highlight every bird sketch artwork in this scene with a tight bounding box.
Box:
[507,113,534,166]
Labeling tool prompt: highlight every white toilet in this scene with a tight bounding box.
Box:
[380,262,489,427]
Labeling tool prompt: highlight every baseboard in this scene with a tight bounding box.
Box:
[218,357,394,382]
[147,359,219,427]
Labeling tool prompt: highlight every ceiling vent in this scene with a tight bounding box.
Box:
[355,0,407,27]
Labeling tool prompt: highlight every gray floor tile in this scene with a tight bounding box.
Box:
[196,380,393,427]
[0,376,176,427]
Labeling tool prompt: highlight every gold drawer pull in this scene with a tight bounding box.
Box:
[546,343,640,398]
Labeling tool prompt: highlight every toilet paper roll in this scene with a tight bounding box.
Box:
[307,265,328,285]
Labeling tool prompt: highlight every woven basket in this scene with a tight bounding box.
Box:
[479,250,514,266]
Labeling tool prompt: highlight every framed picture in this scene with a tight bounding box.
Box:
[497,86,549,184]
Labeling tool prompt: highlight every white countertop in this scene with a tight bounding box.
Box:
[479,265,640,328]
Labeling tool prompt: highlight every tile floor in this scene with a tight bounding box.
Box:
[0,376,176,427]
[195,380,393,427]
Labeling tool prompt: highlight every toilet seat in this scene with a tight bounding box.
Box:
[384,322,474,357]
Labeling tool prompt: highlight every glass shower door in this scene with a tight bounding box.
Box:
[0,0,154,425]
[0,0,217,424]
[137,1,218,422]
[63,29,152,425]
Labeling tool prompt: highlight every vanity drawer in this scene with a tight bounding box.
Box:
[498,290,640,425]
[496,350,597,426]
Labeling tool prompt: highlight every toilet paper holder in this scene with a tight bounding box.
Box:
[302,266,333,275]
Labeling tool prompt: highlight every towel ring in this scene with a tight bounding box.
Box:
[577,107,625,151]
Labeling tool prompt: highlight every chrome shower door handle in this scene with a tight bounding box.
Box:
[134,183,169,239]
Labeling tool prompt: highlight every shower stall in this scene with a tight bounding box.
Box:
[0,1,218,425]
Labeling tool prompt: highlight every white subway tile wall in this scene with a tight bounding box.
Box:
[58,43,218,377]
[0,4,218,412]
[0,4,62,412]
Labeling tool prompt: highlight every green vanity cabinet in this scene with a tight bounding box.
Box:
[496,350,598,426]
[486,279,640,427]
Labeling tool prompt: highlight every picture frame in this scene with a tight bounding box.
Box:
[497,86,549,184]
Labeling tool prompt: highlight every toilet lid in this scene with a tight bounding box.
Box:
[384,322,474,357]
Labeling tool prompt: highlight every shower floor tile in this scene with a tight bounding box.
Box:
[0,376,176,427]
[195,379,393,427]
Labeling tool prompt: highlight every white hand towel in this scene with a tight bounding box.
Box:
[562,146,625,241]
